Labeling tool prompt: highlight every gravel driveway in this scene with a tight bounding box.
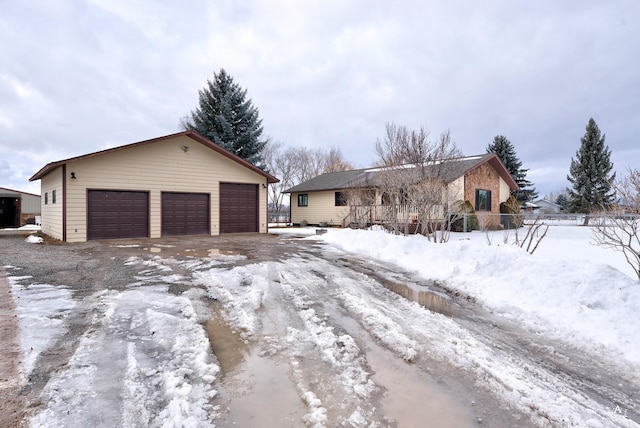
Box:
[1,232,636,427]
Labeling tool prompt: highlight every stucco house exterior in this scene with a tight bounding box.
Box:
[285,153,518,229]
[29,131,278,242]
[0,187,41,228]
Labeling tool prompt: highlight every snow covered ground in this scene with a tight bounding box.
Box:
[294,225,640,368]
[5,223,640,427]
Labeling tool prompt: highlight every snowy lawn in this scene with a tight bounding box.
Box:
[273,225,640,368]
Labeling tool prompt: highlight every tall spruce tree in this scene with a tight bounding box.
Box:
[181,69,266,166]
[567,118,615,218]
[486,135,537,203]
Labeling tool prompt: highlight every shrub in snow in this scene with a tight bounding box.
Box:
[450,200,478,232]
[499,195,523,229]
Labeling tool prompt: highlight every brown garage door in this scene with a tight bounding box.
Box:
[162,192,210,236]
[87,190,149,240]
[220,183,258,233]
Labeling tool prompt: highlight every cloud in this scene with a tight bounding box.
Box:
[1,0,638,196]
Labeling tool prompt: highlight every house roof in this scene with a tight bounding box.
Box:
[29,131,279,183]
[285,153,519,193]
[284,168,374,193]
[533,199,562,208]
[0,187,41,197]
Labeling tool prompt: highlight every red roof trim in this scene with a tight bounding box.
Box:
[29,131,279,183]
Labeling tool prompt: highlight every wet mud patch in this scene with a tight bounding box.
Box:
[206,313,305,427]
[205,316,246,375]
[336,313,476,427]
[0,268,26,428]
[179,248,240,258]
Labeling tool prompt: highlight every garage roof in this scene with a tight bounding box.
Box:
[29,131,279,183]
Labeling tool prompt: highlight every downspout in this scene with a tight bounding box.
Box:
[62,164,67,242]
[265,180,269,233]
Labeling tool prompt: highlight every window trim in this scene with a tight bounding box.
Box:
[44,192,48,205]
[297,193,308,207]
[52,189,57,204]
[334,191,347,207]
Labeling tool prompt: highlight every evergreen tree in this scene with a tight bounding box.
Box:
[486,135,537,203]
[567,118,615,217]
[181,69,266,166]
[555,194,569,210]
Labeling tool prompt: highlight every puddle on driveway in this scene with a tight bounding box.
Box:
[179,248,238,258]
[206,317,246,374]
[384,281,453,316]
[367,339,476,427]
[336,314,475,427]
[206,316,305,427]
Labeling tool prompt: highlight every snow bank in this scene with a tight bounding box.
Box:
[316,228,640,367]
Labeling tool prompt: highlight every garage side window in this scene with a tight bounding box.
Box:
[335,191,347,206]
[298,194,308,207]
[52,190,56,204]
[475,189,491,211]
[44,192,48,205]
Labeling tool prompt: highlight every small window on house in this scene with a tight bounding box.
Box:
[298,194,308,207]
[335,191,347,206]
[44,192,48,205]
[475,189,492,211]
[52,190,56,204]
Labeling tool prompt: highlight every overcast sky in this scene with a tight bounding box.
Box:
[1,0,638,197]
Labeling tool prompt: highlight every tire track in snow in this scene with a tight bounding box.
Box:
[29,285,219,428]
[317,250,640,428]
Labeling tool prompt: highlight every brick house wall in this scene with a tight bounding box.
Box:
[464,163,501,229]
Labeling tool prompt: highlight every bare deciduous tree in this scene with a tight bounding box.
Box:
[263,142,353,223]
[372,123,463,242]
[324,147,353,173]
[592,168,640,281]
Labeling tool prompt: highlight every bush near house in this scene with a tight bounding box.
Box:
[450,200,479,232]
[500,195,524,229]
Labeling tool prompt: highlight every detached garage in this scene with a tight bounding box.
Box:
[29,131,278,242]
[0,187,41,228]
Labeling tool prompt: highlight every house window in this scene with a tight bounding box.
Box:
[335,192,347,206]
[475,189,492,211]
[52,190,56,204]
[298,194,308,207]
[44,192,48,205]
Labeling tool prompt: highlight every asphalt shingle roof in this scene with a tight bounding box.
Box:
[284,153,515,193]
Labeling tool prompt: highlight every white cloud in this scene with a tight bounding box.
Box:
[0,1,638,195]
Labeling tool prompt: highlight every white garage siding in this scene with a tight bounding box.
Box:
[40,167,64,240]
[30,133,277,242]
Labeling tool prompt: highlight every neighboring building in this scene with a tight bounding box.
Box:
[285,153,518,229]
[0,187,41,228]
[29,131,278,242]
[533,199,563,214]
